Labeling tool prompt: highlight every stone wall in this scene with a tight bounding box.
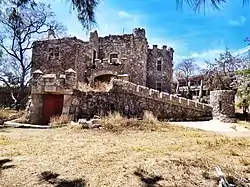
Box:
[70,79,212,121]
[32,37,89,75]
[210,90,236,122]
[29,68,212,124]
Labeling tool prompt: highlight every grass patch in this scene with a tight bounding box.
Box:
[0,136,12,146]
[1,125,250,186]
[0,108,23,121]
[49,115,72,127]
[237,121,250,130]
[100,111,170,132]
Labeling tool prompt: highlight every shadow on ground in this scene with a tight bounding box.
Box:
[0,158,15,172]
[39,171,86,187]
[134,168,163,187]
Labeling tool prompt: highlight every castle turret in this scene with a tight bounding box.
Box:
[133,28,146,38]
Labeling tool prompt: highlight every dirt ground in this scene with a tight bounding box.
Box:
[1,125,250,187]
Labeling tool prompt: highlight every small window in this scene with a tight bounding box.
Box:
[156,82,162,92]
[92,50,97,64]
[54,47,59,59]
[156,59,162,71]
[110,53,118,64]
[48,47,59,60]
[48,48,53,60]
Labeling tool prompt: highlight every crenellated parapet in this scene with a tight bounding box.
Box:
[150,44,174,60]
[110,79,212,113]
[31,68,77,95]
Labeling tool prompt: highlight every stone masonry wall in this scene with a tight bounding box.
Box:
[147,46,174,93]
[31,28,174,94]
[210,90,236,122]
[71,79,212,121]
[32,37,89,75]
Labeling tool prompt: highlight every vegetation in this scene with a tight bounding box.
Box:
[202,48,242,91]
[49,115,72,127]
[8,0,100,30]
[100,111,163,132]
[0,1,65,109]
[0,108,23,122]
[175,58,200,85]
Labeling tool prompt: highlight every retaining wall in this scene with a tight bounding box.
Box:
[71,79,212,120]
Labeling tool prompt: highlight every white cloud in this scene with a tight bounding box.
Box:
[174,49,225,68]
[229,16,246,26]
[118,11,133,19]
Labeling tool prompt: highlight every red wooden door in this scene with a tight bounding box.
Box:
[42,94,64,125]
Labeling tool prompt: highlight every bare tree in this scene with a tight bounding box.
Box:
[203,48,242,90]
[175,58,199,85]
[0,1,66,109]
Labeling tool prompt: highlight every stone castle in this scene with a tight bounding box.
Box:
[32,28,174,93]
[28,28,235,125]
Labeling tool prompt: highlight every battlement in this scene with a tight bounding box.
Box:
[31,68,77,95]
[150,44,174,52]
[33,37,89,46]
[111,79,212,112]
[133,27,146,38]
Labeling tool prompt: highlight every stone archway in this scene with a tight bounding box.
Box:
[90,70,118,84]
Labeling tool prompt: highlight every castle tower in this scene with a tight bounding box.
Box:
[131,28,148,86]
[146,45,174,93]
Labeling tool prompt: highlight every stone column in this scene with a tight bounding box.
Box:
[62,68,77,116]
[27,94,44,124]
[65,68,77,89]
[31,69,43,93]
[210,90,236,123]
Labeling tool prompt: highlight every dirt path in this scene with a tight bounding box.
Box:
[169,120,250,137]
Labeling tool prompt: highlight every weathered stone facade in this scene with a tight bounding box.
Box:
[73,79,212,121]
[210,90,236,123]
[28,70,212,124]
[31,28,174,93]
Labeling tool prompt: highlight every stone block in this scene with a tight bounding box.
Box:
[160,92,170,101]
[170,94,179,103]
[149,89,160,98]
[179,97,188,105]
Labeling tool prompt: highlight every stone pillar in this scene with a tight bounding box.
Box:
[210,90,236,123]
[65,68,77,89]
[27,94,43,124]
[31,70,43,93]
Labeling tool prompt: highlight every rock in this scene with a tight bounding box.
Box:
[89,119,100,125]
[78,118,88,124]
[93,115,100,119]
[89,124,102,129]
[0,119,4,125]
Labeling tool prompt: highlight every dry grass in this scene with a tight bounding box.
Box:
[0,108,23,122]
[100,112,166,132]
[78,81,113,92]
[1,120,250,186]
[237,121,250,130]
[49,115,72,127]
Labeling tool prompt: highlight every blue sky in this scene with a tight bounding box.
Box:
[49,0,250,67]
